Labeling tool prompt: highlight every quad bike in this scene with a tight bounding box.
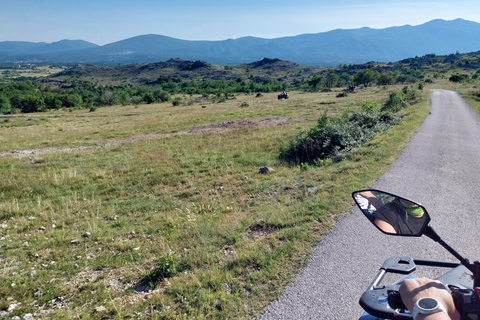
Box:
[352,189,480,319]
[277,92,289,99]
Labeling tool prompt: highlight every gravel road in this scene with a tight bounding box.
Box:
[255,89,480,319]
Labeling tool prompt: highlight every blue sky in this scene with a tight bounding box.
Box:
[1,0,480,45]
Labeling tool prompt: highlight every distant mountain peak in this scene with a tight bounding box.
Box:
[1,19,480,66]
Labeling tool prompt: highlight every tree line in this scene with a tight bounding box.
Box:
[0,63,430,114]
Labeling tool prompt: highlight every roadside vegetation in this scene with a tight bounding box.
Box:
[0,51,479,319]
[278,86,420,165]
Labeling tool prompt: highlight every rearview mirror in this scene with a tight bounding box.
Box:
[352,189,430,236]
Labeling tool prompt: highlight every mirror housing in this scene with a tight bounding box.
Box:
[352,189,430,236]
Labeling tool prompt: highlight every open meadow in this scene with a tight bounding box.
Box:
[0,65,65,81]
[0,85,448,319]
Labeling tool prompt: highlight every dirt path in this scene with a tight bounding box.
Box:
[0,118,289,158]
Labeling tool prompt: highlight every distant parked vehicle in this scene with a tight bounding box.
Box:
[343,84,357,93]
[278,91,289,99]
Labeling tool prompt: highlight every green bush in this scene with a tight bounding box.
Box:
[0,95,11,114]
[402,86,418,103]
[147,251,178,286]
[159,91,171,102]
[361,101,377,112]
[449,74,469,83]
[381,90,408,112]
[279,109,400,165]
[172,97,183,106]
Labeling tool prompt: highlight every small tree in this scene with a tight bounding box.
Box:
[377,72,395,86]
[143,92,155,104]
[354,69,378,88]
[307,75,323,92]
[130,95,143,106]
[0,95,11,114]
[159,91,171,102]
[324,70,340,88]
[118,91,130,106]
[17,94,46,113]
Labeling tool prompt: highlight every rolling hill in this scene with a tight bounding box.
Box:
[1,19,480,66]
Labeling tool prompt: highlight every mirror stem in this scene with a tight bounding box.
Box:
[474,261,480,288]
[423,225,474,274]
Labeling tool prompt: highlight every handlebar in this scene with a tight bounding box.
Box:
[387,290,405,311]
[360,257,470,319]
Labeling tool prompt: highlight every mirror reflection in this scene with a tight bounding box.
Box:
[352,190,430,236]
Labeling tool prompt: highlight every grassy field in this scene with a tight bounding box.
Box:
[0,85,438,319]
[0,65,65,81]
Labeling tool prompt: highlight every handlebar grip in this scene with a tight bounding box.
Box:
[388,290,407,311]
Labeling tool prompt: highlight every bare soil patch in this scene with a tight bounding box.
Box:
[0,118,290,158]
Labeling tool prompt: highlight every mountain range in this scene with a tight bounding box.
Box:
[1,18,480,66]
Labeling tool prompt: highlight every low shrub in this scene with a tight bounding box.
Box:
[361,101,377,112]
[279,109,401,165]
[381,90,408,112]
[172,97,183,106]
[147,251,178,286]
[402,86,419,103]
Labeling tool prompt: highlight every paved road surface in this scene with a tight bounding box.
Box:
[255,89,480,319]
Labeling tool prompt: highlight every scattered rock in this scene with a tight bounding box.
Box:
[38,226,46,232]
[307,186,320,194]
[34,289,43,297]
[70,239,80,244]
[83,232,91,238]
[7,303,17,312]
[95,306,108,313]
[86,253,96,259]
